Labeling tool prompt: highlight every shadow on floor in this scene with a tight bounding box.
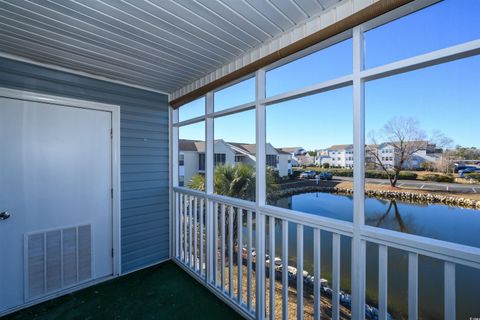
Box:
[4,261,243,320]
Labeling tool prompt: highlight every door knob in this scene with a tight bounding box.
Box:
[0,211,10,220]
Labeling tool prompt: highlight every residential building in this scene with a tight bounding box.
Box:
[366,141,440,170]
[316,142,441,170]
[279,147,315,166]
[179,139,292,185]
[316,144,354,168]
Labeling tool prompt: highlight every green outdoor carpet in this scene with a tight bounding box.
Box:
[3,261,243,320]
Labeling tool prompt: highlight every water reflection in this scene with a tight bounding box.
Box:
[265,192,480,319]
[366,200,409,233]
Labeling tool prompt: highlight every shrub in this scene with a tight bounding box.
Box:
[423,173,454,183]
[398,172,418,180]
[322,163,330,169]
[465,172,480,181]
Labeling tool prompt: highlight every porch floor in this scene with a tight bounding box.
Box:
[4,261,242,320]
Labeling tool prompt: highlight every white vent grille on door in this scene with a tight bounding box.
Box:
[25,224,92,301]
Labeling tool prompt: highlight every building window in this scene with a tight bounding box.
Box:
[235,155,243,162]
[266,155,278,168]
[198,153,205,171]
[214,153,226,166]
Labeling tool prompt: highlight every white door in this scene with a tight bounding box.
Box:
[0,96,113,313]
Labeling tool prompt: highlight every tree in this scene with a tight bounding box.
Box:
[367,117,427,187]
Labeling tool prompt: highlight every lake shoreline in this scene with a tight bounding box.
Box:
[271,184,480,209]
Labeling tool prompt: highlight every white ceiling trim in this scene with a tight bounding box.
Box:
[170,0,377,101]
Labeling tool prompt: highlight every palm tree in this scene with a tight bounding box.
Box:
[188,163,280,257]
[187,163,280,201]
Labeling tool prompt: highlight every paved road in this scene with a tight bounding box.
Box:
[333,176,480,194]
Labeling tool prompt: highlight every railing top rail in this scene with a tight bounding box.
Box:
[260,204,354,236]
[361,225,480,269]
[208,193,257,211]
[174,186,206,198]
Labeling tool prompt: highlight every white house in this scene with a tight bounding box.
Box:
[278,147,315,166]
[179,139,292,185]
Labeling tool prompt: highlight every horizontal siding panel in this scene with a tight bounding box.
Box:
[120,138,168,148]
[121,129,168,140]
[121,195,166,210]
[121,180,167,191]
[122,239,169,258]
[121,113,168,124]
[121,187,167,201]
[122,211,165,226]
[122,249,169,273]
[121,156,168,165]
[121,218,169,235]
[120,121,169,132]
[121,172,168,182]
[0,57,170,274]
[122,233,169,253]
[120,147,168,157]
[121,203,169,219]
[121,165,168,174]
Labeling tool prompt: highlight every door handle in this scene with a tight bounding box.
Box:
[0,211,10,220]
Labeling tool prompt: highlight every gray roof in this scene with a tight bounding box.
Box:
[179,139,290,156]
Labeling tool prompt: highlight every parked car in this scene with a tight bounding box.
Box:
[454,164,476,173]
[316,172,333,180]
[459,167,480,178]
[299,170,316,179]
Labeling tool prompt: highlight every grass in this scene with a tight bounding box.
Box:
[4,261,242,320]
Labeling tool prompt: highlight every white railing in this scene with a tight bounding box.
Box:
[173,187,480,320]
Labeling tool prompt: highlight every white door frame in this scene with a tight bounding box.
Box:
[0,87,122,277]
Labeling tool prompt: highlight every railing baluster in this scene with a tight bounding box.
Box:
[282,220,288,320]
[297,224,304,320]
[183,194,187,263]
[200,198,204,276]
[269,216,275,320]
[189,195,193,267]
[179,193,183,261]
[221,204,226,292]
[194,197,198,272]
[379,244,388,320]
[314,228,321,320]
[256,213,266,320]
[408,252,418,320]
[229,206,234,298]
[332,233,340,320]
[247,210,253,311]
[214,202,218,287]
[444,262,456,320]
[237,208,243,304]
[175,192,179,258]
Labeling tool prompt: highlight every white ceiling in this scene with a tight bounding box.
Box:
[0,0,343,94]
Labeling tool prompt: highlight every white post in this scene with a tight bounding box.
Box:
[352,25,366,320]
[255,69,267,319]
[171,108,179,260]
[206,92,214,285]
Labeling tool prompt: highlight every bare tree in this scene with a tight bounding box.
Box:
[367,117,427,187]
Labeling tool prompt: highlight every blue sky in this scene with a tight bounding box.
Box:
[179,0,480,151]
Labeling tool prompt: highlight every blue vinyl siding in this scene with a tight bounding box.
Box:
[0,57,170,273]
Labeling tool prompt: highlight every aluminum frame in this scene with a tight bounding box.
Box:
[170,1,480,319]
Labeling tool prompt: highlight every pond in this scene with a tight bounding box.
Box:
[268,192,480,319]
